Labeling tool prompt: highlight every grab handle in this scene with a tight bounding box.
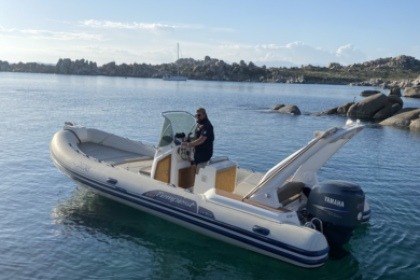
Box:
[106,178,118,185]
[252,225,270,236]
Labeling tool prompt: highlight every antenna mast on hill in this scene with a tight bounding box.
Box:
[177,43,181,61]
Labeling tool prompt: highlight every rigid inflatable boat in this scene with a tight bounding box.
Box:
[50,111,370,268]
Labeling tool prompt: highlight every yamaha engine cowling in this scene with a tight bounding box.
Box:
[306,180,365,246]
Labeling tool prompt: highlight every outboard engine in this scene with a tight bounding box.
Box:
[306,180,365,247]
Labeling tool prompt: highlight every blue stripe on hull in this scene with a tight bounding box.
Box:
[53,157,328,267]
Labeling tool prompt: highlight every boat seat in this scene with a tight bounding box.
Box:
[243,198,289,213]
[277,181,305,207]
[215,190,288,213]
[234,172,264,197]
[208,156,229,164]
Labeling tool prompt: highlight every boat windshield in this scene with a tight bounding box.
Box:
[158,111,196,147]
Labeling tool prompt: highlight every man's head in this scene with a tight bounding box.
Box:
[195,107,207,123]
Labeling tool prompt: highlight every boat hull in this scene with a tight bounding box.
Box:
[50,126,330,268]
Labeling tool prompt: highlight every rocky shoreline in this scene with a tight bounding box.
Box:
[1,55,420,88]
[272,86,420,131]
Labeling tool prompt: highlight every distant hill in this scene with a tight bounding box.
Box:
[1,55,419,87]
[354,55,420,71]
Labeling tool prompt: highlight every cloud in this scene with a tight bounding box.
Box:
[0,22,369,67]
[81,19,176,32]
[0,25,102,41]
[80,19,234,34]
[212,42,367,66]
[335,44,367,64]
[212,42,335,66]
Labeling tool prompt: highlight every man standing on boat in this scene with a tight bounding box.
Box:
[186,107,214,166]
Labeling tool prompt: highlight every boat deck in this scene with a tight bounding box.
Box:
[78,142,154,173]
[77,142,265,188]
[77,142,299,212]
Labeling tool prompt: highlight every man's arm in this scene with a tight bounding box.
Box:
[188,135,207,147]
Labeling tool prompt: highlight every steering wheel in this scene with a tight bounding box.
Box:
[179,142,193,161]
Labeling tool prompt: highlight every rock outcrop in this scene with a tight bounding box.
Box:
[272,104,301,115]
[409,118,420,130]
[389,86,402,97]
[380,108,420,129]
[315,92,420,130]
[337,102,354,115]
[361,90,381,97]
[320,102,354,116]
[404,86,420,98]
[347,93,403,120]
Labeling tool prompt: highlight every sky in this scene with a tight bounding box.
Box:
[1,0,419,67]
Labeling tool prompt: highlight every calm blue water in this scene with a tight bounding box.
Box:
[0,72,419,279]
